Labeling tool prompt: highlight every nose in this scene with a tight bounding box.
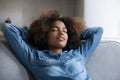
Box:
[58,30,64,35]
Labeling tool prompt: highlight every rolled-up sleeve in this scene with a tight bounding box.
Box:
[2,23,35,66]
[79,27,103,64]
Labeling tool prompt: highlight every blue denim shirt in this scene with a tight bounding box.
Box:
[2,23,103,80]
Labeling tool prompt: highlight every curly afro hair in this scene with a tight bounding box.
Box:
[28,9,87,50]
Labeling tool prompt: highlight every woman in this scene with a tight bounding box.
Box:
[2,10,103,80]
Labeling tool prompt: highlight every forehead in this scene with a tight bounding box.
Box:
[52,20,66,28]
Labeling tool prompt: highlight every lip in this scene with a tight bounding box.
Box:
[56,36,65,41]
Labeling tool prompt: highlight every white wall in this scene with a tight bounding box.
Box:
[84,0,120,42]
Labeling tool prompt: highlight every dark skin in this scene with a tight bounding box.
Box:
[47,20,68,55]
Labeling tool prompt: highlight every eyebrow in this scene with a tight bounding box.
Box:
[52,26,67,29]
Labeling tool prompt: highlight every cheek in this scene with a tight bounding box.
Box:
[65,34,68,42]
[47,33,56,44]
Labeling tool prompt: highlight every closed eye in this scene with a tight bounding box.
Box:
[50,27,58,32]
[63,29,67,33]
[50,26,67,33]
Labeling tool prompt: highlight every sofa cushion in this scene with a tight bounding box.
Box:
[87,41,120,80]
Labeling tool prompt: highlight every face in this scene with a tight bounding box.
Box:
[47,20,68,50]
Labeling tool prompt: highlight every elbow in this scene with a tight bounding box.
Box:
[98,27,104,35]
[1,23,7,33]
[1,23,8,30]
[1,23,11,32]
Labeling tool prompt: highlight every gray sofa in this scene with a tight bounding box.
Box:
[0,40,120,80]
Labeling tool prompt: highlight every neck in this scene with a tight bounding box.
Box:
[49,48,62,55]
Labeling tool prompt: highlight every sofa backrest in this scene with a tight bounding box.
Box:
[87,41,120,80]
[0,40,120,80]
[0,40,33,80]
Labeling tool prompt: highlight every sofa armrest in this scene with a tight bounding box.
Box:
[87,41,120,80]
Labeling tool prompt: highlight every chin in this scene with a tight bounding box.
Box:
[57,44,66,49]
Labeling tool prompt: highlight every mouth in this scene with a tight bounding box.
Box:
[56,36,65,41]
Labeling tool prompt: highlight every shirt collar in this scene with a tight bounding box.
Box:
[43,50,68,57]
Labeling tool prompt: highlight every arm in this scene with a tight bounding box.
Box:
[79,27,103,64]
[2,23,35,66]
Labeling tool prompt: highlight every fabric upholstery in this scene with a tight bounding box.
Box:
[87,41,120,80]
[0,40,120,80]
[0,41,31,80]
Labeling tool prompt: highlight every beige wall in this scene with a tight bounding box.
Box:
[0,0,79,27]
[0,0,23,26]
[74,0,84,18]
[22,0,76,27]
